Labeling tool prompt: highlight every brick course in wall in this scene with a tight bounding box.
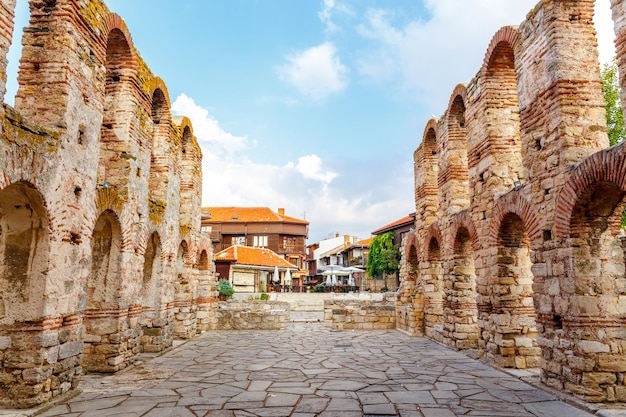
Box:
[399,0,626,404]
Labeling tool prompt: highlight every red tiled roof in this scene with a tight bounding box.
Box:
[201,207,308,224]
[372,214,415,235]
[215,245,297,269]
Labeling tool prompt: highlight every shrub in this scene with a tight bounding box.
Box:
[218,280,234,299]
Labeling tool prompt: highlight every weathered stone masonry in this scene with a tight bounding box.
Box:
[0,0,213,408]
[398,0,626,404]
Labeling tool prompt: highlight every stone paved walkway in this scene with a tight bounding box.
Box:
[9,323,626,417]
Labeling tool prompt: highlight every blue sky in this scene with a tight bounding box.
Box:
[5,0,615,243]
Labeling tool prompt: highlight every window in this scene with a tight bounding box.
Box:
[290,257,299,267]
[253,235,268,247]
[231,236,245,245]
[282,237,296,252]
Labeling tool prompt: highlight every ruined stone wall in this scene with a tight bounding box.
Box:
[0,0,207,408]
[400,0,626,404]
[325,299,396,330]
[211,301,290,330]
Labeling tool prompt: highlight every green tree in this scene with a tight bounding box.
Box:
[366,232,400,278]
[601,58,626,146]
[600,58,626,228]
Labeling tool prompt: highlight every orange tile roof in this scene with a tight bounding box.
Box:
[372,214,415,235]
[357,237,373,245]
[201,207,308,224]
[215,245,297,269]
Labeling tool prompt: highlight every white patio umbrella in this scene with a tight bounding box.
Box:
[284,268,292,285]
[343,266,364,288]
[325,275,332,286]
[331,274,337,286]
[272,265,279,283]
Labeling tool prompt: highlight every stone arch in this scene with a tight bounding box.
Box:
[415,119,439,226]
[490,192,542,247]
[474,26,524,196]
[448,210,479,251]
[198,249,209,271]
[0,181,50,325]
[549,145,626,396]
[404,232,418,283]
[177,119,199,229]
[97,19,138,194]
[103,13,137,66]
[421,223,444,341]
[554,146,626,239]
[85,210,122,310]
[488,210,539,369]
[140,231,163,316]
[445,222,480,349]
[82,209,123,372]
[149,79,172,203]
[441,85,470,214]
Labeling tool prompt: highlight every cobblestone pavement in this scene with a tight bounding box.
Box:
[12,323,626,417]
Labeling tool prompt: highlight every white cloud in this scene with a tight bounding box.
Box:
[355,0,616,114]
[171,94,413,241]
[276,42,349,101]
[319,0,339,33]
[171,94,249,156]
[291,154,338,184]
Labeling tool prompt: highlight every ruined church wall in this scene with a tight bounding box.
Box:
[402,0,626,403]
[0,0,206,408]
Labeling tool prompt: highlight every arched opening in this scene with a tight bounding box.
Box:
[149,87,170,203]
[140,232,162,319]
[82,210,122,372]
[199,250,209,271]
[493,213,538,369]
[407,243,418,282]
[446,227,479,349]
[423,236,443,341]
[179,125,197,228]
[477,32,524,196]
[442,92,470,213]
[0,182,49,325]
[565,180,626,395]
[97,28,135,193]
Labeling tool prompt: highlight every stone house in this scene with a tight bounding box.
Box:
[0,0,212,408]
[397,0,626,403]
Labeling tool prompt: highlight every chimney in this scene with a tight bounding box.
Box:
[278,208,285,216]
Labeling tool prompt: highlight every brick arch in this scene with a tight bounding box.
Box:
[173,116,194,148]
[422,117,439,145]
[442,84,470,213]
[150,78,172,124]
[555,145,626,239]
[482,25,519,70]
[135,222,161,258]
[103,13,138,72]
[403,231,418,258]
[489,192,542,247]
[177,239,191,268]
[416,118,440,226]
[422,222,443,261]
[447,84,468,109]
[0,181,51,324]
[448,209,479,252]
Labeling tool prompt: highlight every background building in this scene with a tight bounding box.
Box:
[202,207,308,287]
